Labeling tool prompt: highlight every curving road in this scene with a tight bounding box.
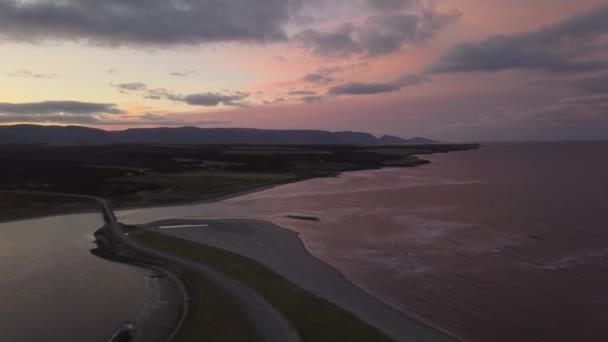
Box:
[98,198,301,342]
[3,191,301,342]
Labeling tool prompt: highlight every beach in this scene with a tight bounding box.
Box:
[139,218,458,342]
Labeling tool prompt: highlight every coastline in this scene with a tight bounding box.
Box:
[140,218,464,342]
[0,148,478,341]
[92,229,188,342]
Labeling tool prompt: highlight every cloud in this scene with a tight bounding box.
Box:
[523,71,608,122]
[301,64,368,85]
[170,71,197,77]
[426,5,608,74]
[366,0,416,12]
[184,93,249,107]
[523,95,608,122]
[295,7,459,57]
[302,66,342,84]
[0,100,235,126]
[288,90,317,96]
[263,97,286,105]
[567,71,608,94]
[296,24,361,57]
[0,101,123,115]
[0,100,124,124]
[0,0,299,46]
[144,88,183,102]
[301,95,323,103]
[112,82,247,106]
[113,82,147,92]
[303,73,335,84]
[2,70,56,79]
[328,74,423,95]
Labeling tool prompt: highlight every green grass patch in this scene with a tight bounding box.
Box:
[113,230,262,342]
[174,271,262,342]
[127,171,294,205]
[134,231,393,342]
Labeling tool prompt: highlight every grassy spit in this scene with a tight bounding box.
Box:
[108,228,263,342]
[131,229,393,342]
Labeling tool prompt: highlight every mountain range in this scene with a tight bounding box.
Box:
[0,125,438,145]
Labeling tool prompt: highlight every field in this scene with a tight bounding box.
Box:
[0,144,478,211]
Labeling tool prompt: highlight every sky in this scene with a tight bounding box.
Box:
[1,0,607,141]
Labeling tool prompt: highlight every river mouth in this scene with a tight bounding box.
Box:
[0,213,174,342]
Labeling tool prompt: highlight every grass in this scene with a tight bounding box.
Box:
[128,171,294,205]
[133,230,393,342]
[111,231,262,342]
[0,144,479,207]
[172,271,262,342]
[0,192,97,222]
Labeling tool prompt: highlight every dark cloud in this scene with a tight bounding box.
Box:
[328,74,423,95]
[288,90,317,96]
[0,101,124,124]
[0,114,101,124]
[302,66,342,84]
[329,82,401,95]
[366,0,416,12]
[296,8,459,57]
[0,101,123,115]
[301,95,323,103]
[427,5,608,74]
[296,24,361,57]
[183,93,249,107]
[0,0,300,46]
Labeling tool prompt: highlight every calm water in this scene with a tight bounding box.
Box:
[121,142,608,342]
[0,213,150,342]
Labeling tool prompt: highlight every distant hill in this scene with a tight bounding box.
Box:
[377,135,439,144]
[400,137,439,144]
[0,124,437,145]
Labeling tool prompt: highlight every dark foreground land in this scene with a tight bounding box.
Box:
[0,144,477,342]
[0,144,478,214]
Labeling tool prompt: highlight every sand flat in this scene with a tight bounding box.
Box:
[140,218,459,342]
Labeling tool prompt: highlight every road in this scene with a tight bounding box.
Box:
[98,198,301,342]
[3,191,301,342]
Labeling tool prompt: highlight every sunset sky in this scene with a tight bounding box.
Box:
[1,0,607,141]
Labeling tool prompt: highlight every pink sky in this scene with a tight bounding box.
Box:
[1,0,607,140]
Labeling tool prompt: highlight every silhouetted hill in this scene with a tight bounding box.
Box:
[401,137,439,144]
[0,125,434,145]
[0,125,109,144]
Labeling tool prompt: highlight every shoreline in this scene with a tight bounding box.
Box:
[140,217,464,342]
[92,230,188,342]
[0,148,478,341]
